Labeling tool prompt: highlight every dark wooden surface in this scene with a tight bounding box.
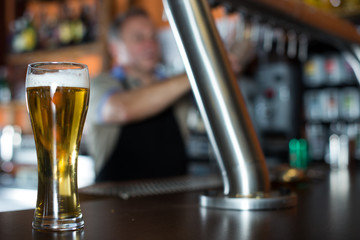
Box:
[1,167,360,240]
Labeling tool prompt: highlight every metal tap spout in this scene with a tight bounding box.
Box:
[163,0,296,210]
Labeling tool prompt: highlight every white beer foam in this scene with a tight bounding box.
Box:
[26,70,89,88]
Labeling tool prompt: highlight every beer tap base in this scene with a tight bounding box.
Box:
[200,191,297,210]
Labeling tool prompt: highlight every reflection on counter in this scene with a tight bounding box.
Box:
[199,202,297,239]
[32,229,84,240]
[329,168,351,233]
[329,168,350,201]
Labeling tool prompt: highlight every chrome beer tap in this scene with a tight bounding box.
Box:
[163,0,296,210]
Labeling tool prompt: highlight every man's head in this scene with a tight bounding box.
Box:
[109,8,161,73]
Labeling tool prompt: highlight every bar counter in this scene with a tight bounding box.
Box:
[1,166,359,240]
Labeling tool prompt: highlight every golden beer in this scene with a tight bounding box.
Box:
[26,62,89,231]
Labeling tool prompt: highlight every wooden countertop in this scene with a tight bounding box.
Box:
[1,167,360,240]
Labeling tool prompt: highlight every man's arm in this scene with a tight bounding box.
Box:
[101,73,191,124]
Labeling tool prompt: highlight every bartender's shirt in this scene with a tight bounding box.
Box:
[85,68,190,175]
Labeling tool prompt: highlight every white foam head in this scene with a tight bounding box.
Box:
[26,69,89,88]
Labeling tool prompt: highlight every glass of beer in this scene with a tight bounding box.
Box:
[26,62,89,231]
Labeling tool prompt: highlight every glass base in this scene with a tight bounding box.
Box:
[32,215,84,232]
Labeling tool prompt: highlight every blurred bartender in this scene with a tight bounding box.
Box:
[86,8,192,182]
[86,8,251,182]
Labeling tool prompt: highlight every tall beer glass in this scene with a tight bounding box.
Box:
[26,62,89,231]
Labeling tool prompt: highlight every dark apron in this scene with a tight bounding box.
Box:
[96,107,188,182]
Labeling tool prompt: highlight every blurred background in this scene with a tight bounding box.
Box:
[1,0,360,211]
